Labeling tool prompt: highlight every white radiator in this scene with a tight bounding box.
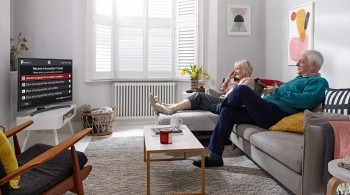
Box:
[114,82,176,120]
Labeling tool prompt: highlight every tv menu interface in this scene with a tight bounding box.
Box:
[18,58,73,111]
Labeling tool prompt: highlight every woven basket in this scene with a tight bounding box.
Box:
[79,106,117,136]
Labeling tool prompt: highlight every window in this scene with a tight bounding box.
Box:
[87,0,199,80]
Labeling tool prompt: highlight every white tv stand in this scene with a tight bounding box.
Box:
[16,104,76,152]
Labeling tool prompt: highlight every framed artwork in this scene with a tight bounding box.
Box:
[288,3,314,65]
[227,4,251,36]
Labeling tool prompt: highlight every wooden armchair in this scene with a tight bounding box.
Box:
[0,120,92,195]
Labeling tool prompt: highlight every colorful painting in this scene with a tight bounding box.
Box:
[227,4,251,36]
[288,3,314,65]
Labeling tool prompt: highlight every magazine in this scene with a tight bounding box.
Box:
[338,162,350,170]
[338,157,350,170]
[150,126,183,136]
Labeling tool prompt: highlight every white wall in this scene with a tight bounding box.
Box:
[203,0,265,90]
[214,0,265,89]
[265,0,350,88]
[0,0,11,129]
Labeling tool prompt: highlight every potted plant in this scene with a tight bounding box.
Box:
[10,33,29,71]
[180,64,210,91]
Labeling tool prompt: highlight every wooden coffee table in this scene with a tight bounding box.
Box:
[144,125,205,195]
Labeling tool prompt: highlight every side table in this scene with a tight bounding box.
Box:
[327,159,350,195]
[16,104,76,152]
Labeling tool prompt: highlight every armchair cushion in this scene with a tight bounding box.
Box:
[12,143,88,195]
[0,131,20,189]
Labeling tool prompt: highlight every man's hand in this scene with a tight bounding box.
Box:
[264,86,275,94]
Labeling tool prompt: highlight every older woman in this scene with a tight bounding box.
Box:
[150,60,262,115]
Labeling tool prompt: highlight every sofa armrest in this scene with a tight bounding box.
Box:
[302,124,326,195]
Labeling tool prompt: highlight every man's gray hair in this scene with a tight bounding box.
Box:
[303,50,324,71]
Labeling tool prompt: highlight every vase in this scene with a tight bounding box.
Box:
[190,78,198,91]
[10,57,18,71]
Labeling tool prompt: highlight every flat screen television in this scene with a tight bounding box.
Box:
[17,58,73,116]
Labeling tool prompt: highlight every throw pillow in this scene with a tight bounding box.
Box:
[0,131,20,189]
[324,88,350,115]
[269,112,304,133]
[304,109,350,127]
[259,79,284,87]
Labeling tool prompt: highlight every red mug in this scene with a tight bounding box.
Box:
[160,128,172,144]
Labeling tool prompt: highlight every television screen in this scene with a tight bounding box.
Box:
[18,58,73,113]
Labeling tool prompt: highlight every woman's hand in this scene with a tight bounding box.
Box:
[225,70,236,81]
[220,70,236,92]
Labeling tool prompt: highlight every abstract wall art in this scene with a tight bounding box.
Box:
[288,3,314,65]
[227,4,251,36]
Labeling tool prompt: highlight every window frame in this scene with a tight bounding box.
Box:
[85,0,203,82]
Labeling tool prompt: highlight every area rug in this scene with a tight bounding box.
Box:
[73,136,292,195]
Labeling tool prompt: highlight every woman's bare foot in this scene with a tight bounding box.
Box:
[154,103,174,115]
[149,94,159,115]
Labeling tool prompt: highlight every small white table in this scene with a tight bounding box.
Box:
[143,125,205,195]
[327,159,350,195]
[16,104,76,152]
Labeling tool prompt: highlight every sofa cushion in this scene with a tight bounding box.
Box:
[157,110,218,131]
[324,88,350,115]
[304,109,350,127]
[269,112,304,133]
[234,124,267,141]
[250,131,303,174]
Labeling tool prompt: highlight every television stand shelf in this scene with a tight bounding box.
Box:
[16,104,76,152]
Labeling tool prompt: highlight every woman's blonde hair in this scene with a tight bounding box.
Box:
[234,60,253,77]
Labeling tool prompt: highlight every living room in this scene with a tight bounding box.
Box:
[1,0,350,194]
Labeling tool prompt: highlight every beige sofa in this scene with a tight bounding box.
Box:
[157,110,350,194]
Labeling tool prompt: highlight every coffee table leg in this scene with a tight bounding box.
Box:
[327,176,344,195]
[144,138,146,162]
[201,149,205,194]
[147,151,151,195]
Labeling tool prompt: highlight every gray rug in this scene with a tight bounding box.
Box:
[73,136,292,195]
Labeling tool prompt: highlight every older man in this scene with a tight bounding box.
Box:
[193,49,329,167]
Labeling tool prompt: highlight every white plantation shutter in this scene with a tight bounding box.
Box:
[116,0,144,78]
[90,0,198,80]
[95,25,112,72]
[147,0,173,76]
[94,0,114,78]
[176,0,197,73]
[119,28,143,72]
[148,28,172,72]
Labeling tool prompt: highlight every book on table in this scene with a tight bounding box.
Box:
[150,126,183,136]
[338,157,350,170]
[338,162,350,170]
